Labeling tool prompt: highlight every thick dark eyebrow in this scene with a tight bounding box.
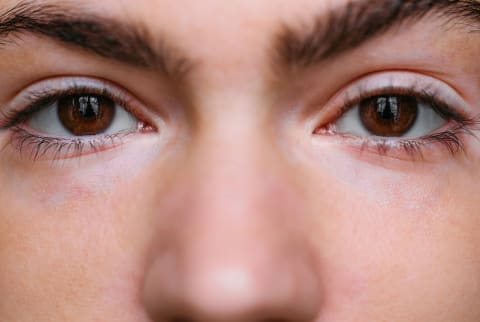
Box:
[0,1,192,80]
[275,0,480,71]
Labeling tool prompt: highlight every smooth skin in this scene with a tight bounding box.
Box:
[1,0,480,321]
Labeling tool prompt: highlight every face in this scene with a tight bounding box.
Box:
[0,0,480,321]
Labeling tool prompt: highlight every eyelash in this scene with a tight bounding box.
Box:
[317,86,480,159]
[0,85,149,161]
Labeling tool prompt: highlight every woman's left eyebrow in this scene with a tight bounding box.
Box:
[274,0,480,72]
[0,2,193,81]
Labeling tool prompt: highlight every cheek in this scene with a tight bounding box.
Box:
[0,150,162,319]
[303,152,480,319]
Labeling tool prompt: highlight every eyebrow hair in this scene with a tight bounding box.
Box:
[0,1,192,80]
[275,0,480,71]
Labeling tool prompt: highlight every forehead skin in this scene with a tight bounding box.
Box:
[0,1,480,322]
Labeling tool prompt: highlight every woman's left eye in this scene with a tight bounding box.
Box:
[333,94,445,138]
[28,93,138,137]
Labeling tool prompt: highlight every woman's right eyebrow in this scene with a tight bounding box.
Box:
[0,1,193,81]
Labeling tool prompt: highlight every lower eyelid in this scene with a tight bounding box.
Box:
[312,123,473,163]
[7,126,138,161]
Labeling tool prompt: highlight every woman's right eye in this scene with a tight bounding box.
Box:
[28,93,139,137]
[0,78,157,161]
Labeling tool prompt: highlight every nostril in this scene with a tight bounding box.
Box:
[168,317,291,322]
[169,316,195,322]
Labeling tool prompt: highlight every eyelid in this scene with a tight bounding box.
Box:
[307,71,470,133]
[0,77,158,131]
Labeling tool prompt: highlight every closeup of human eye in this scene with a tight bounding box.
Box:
[313,73,479,160]
[0,78,153,161]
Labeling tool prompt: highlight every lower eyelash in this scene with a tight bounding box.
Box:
[316,118,480,160]
[407,118,480,157]
[361,132,464,160]
[8,126,126,161]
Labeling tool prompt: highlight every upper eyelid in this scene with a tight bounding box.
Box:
[339,72,464,107]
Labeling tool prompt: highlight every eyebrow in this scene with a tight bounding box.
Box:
[275,0,480,71]
[0,1,192,80]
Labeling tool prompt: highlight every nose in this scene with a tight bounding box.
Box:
[142,126,321,322]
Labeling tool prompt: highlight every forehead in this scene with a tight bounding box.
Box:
[104,0,336,27]
[56,0,340,91]
[81,0,341,55]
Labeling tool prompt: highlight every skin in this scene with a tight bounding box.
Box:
[1,0,480,321]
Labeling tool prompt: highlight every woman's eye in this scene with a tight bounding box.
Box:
[28,94,138,137]
[334,94,445,138]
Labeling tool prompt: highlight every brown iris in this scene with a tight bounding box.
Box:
[359,95,418,137]
[58,94,116,135]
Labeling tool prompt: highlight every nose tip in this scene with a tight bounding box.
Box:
[143,246,321,322]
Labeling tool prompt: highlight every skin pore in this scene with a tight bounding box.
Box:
[0,0,480,321]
